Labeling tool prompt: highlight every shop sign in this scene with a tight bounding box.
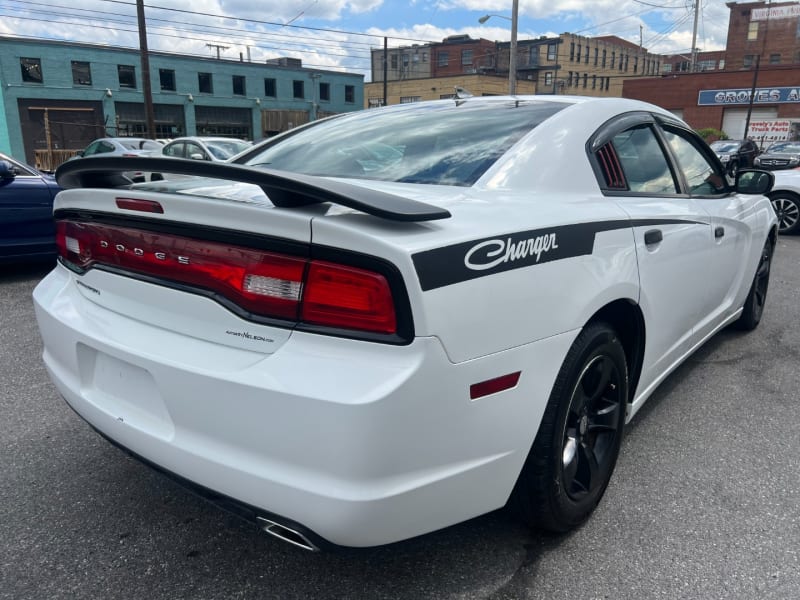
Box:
[751,5,800,21]
[748,120,792,142]
[698,87,800,106]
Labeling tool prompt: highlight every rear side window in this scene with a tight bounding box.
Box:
[609,125,677,194]
[243,100,566,186]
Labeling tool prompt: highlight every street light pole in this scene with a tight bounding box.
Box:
[478,1,518,95]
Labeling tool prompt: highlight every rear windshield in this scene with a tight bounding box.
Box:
[241,100,566,186]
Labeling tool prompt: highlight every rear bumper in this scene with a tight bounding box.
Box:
[34,264,575,547]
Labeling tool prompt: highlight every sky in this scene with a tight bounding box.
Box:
[0,0,741,80]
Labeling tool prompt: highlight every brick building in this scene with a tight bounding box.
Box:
[623,1,800,142]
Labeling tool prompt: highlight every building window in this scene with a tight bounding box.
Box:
[611,51,616,69]
[743,54,756,68]
[602,49,607,68]
[592,74,597,89]
[547,44,557,60]
[461,49,473,65]
[567,71,573,85]
[345,85,355,103]
[319,82,330,101]
[159,69,176,91]
[368,97,384,108]
[634,57,639,73]
[698,59,716,71]
[438,52,449,67]
[402,54,410,68]
[719,59,726,69]
[20,57,43,84]
[198,72,213,94]
[605,77,610,91]
[118,65,136,88]
[233,75,246,96]
[623,55,629,71]
[439,93,456,99]
[583,73,588,88]
[585,49,589,64]
[662,63,672,73]
[400,96,421,103]
[264,78,276,97]
[769,53,781,64]
[747,21,759,41]
[71,61,91,86]
[594,47,598,66]
[421,52,428,62]
[293,80,304,99]
[569,42,575,61]
[576,44,582,62]
[391,54,398,69]
[545,72,553,86]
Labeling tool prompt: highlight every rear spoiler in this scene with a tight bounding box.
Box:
[55,156,451,222]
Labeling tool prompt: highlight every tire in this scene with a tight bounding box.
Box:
[735,237,774,331]
[509,321,628,532]
[728,160,739,177]
[769,192,800,235]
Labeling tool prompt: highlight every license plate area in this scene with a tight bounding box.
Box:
[77,343,174,440]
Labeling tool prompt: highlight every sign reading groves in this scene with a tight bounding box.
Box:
[698,87,800,106]
[412,219,705,291]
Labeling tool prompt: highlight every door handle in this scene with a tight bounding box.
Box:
[714,226,725,239]
[644,229,663,245]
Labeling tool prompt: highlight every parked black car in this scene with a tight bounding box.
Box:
[709,139,759,176]
[754,141,800,171]
[0,152,60,263]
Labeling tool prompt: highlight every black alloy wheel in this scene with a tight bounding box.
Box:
[509,322,628,532]
[736,238,774,331]
[561,353,625,502]
[770,193,800,235]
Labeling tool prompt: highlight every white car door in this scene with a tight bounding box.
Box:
[597,121,717,398]
[660,125,754,342]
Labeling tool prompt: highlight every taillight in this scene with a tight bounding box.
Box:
[302,261,396,334]
[56,220,399,336]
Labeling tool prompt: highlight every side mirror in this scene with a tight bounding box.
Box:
[735,169,774,195]
[189,153,206,160]
[76,150,85,157]
[0,160,17,180]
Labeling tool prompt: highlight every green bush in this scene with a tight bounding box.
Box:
[696,128,728,142]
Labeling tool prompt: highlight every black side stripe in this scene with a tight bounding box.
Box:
[412,218,706,291]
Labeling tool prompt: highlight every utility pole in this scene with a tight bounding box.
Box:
[509,0,518,95]
[690,0,700,71]
[383,37,388,107]
[136,0,156,139]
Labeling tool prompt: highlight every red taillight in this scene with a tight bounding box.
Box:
[57,220,399,336]
[469,372,521,400]
[302,261,396,334]
[116,198,164,213]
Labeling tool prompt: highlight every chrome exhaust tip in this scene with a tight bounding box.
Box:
[256,516,320,552]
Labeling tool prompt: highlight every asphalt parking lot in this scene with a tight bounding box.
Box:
[2,236,799,600]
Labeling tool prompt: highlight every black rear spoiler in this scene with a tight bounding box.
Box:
[55,156,451,222]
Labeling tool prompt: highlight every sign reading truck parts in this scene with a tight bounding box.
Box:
[748,120,793,143]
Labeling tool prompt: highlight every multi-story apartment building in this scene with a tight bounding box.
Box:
[367,33,663,106]
[1,36,364,169]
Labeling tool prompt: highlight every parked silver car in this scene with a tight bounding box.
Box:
[72,137,163,183]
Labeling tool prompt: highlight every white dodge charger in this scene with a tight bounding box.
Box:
[34,96,777,551]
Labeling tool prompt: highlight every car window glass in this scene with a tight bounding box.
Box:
[185,143,207,159]
[164,142,184,158]
[662,129,727,195]
[3,157,35,176]
[243,100,567,186]
[611,125,677,194]
[96,141,115,154]
[83,142,99,156]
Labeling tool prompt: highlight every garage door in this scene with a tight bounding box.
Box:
[722,107,777,139]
